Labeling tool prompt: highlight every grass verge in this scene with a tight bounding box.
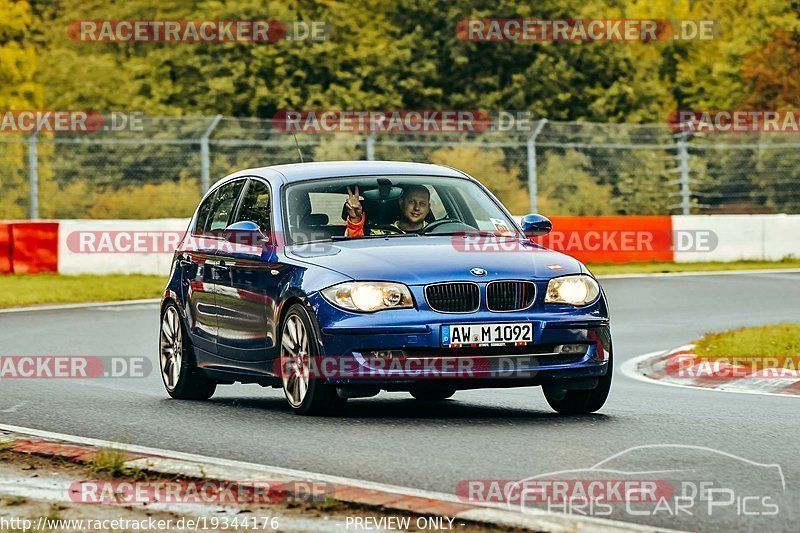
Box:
[695,324,800,367]
[588,258,800,275]
[0,274,165,308]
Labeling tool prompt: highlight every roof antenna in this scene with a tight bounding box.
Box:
[292,133,305,163]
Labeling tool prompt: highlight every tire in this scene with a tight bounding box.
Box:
[410,388,456,401]
[543,353,612,415]
[279,303,347,416]
[159,302,216,400]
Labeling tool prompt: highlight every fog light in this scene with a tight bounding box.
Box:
[556,344,588,355]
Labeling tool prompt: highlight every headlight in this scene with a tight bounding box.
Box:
[545,275,600,306]
[321,282,414,312]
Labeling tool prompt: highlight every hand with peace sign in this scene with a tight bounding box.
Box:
[345,185,363,223]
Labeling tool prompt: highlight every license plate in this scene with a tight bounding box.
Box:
[441,322,533,347]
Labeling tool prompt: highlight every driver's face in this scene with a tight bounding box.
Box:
[400,191,430,224]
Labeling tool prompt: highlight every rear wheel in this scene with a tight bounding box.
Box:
[159,303,216,400]
[280,304,346,416]
[410,387,456,401]
[543,355,612,415]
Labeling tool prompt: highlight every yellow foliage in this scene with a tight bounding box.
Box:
[87,178,201,219]
[39,178,200,219]
[428,146,530,215]
[537,150,616,216]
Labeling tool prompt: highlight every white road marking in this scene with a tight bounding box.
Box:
[0,423,669,532]
[0,298,160,314]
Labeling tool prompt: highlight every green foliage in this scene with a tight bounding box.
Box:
[1,0,799,218]
[0,0,40,219]
[88,448,130,477]
[32,0,800,122]
[0,0,39,107]
[695,323,800,360]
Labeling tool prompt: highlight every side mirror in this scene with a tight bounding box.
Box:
[222,221,270,245]
[520,214,552,237]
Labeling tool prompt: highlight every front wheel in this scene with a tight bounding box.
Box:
[280,304,346,416]
[543,357,612,415]
[159,303,216,400]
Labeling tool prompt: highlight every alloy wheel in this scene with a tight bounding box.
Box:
[281,314,311,407]
[159,306,183,390]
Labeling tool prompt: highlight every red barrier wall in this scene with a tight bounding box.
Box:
[10,222,59,274]
[533,216,674,263]
[0,223,11,274]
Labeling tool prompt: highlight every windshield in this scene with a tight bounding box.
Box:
[283,175,519,245]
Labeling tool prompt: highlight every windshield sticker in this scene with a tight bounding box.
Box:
[490,218,513,235]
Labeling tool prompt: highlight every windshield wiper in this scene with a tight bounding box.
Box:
[436,232,521,238]
[330,233,421,241]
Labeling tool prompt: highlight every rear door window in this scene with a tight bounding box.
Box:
[202,180,245,233]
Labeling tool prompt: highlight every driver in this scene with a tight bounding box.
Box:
[344,184,431,237]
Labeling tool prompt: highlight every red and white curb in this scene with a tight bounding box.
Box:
[623,345,800,398]
[0,424,675,533]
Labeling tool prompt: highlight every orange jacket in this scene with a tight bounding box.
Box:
[345,214,365,237]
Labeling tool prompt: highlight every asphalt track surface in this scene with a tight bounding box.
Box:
[2,272,799,532]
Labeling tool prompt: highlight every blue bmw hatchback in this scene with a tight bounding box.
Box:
[160,161,612,415]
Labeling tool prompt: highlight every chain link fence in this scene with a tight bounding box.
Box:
[1,115,798,219]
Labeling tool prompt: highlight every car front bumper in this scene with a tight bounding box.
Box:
[307,289,611,389]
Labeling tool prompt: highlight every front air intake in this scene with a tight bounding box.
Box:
[487,281,536,311]
[425,282,480,313]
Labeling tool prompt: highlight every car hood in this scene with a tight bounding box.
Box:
[284,236,585,284]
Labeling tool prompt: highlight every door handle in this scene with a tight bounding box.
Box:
[178,255,193,268]
[217,260,229,270]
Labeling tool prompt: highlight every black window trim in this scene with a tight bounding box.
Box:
[195,177,248,235]
[193,187,219,235]
[231,177,274,233]
[281,174,519,245]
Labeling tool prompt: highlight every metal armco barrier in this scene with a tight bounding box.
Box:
[0,215,799,275]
